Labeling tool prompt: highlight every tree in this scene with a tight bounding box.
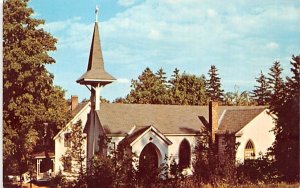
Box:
[267,61,285,109]
[206,65,224,102]
[61,120,86,186]
[169,72,207,105]
[251,71,270,105]
[155,68,170,104]
[270,55,299,182]
[3,0,69,183]
[224,86,253,106]
[85,138,138,188]
[168,68,183,104]
[126,67,168,104]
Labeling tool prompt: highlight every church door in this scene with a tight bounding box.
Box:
[139,143,159,174]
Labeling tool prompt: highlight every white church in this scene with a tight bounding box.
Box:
[41,10,276,179]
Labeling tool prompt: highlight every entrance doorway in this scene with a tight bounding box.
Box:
[139,143,159,174]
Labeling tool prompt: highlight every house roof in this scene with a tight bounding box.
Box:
[95,103,265,135]
[76,22,116,85]
[216,108,265,134]
[33,151,55,159]
[119,125,172,146]
[71,101,89,117]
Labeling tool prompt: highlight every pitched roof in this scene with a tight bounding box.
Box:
[33,151,55,159]
[71,102,89,117]
[77,22,116,85]
[216,108,265,134]
[119,125,172,146]
[96,103,264,135]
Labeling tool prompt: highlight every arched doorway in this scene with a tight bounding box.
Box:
[139,143,159,174]
[179,139,191,169]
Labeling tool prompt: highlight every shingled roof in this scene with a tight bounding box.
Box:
[119,125,173,146]
[77,22,116,85]
[71,101,89,117]
[95,103,265,135]
[216,108,266,134]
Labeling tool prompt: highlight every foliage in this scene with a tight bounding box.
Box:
[83,141,138,188]
[125,67,169,104]
[193,128,242,185]
[251,71,270,105]
[269,55,299,182]
[3,0,69,182]
[168,69,208,105]
[224,86,254,106]
[193,128,220,184]
[237,152,279,184]
[122,67,208,105]
[267,61,285,108]
[206,65,224,102]
[61,120,86,181]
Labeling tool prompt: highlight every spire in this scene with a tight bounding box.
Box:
[77,7,116,86]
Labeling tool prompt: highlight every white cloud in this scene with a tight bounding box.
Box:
[44,18,93,51]
[47,0,300,100]
[148,29,161,39]
[117,78,130,83]
[266,42,279,50]
[207,9,217,17]
[117,0,138,7]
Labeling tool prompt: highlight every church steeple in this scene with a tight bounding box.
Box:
[77,6,115,111]
[76,6,116,86]
[78,6,115,162]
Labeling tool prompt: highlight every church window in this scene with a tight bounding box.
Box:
[179,139,191,169]
[244,140,255,160]
[64,133,71,147]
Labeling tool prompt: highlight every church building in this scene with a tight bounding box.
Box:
[52,10,276,177]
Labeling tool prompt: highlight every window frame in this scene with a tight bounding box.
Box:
[64,133,71,147]
[244,140,255,160]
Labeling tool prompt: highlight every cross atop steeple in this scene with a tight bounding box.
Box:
[95,5,99,22]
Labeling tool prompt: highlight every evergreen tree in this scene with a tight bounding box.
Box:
[251,71,270,105]
[3,0,69,182]
[154,68,169,104]
[270,55,299,182]
[168,68,183,104]
[268,61,285,108]
[206,65,224,102]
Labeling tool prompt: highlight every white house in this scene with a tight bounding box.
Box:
[52,10,276,176]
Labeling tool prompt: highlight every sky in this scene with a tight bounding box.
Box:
[29,0,300,102]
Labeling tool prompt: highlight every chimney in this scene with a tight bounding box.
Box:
[71,95,78,111]
[209,101,218,143]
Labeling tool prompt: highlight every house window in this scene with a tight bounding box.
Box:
[64,133,71,147]
[63,157,72,172]
[179,139,191,169]
[244,140,255,160]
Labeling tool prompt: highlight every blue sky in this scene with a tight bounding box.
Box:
[29,0,300,102]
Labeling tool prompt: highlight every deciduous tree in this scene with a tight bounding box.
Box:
[3,0,69,182]
[169,71,207,105]
[126,67,168,104]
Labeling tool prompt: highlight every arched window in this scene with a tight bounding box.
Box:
[244,140,255,160]
[179,139,191,169]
